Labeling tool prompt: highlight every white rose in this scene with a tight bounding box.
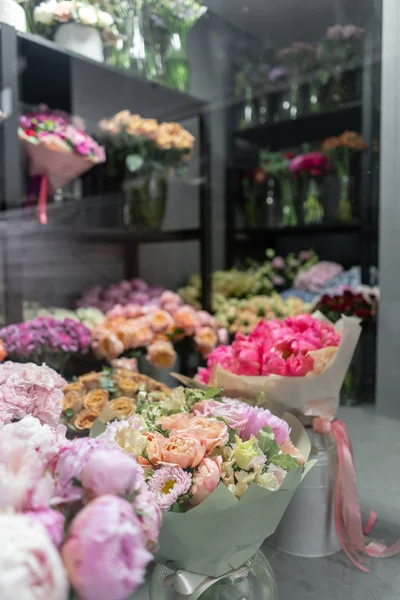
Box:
[97,10,113,27]
[0,514,68,600]
[78,5,98,26]
[33,2,55,25]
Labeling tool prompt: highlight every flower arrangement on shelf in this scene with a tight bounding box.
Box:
[0,361,66,426]
[289,151,331,224]
[260,150,296,226]
[214,293,312,336]
[62,364,172,433]
[0,413,161,600]
[93,386,311,578]
[91,291,219,369]
[0,316,91,373]
[294,261,344,293]
[32,0,120,62]
[19,105,105,224]
[315,289,378,324]
[98,110,195,229]
[322,131,367,221]
[24,303,106,331]
[241,167,266,228]
[77,277,164,313]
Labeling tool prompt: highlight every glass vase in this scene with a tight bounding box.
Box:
[147,21,168,83]
[258,94,270,125]
[340,325,376,406]
[238,85,256,129]
[123,172,167,230]
[165,29,190,92]
[243,194,260,228]
[280,178,297,226]
[276,80,303,121]
[303,178,324,224]
[307,80,322,113]
[337,173,353,221]
[149,551,278,600]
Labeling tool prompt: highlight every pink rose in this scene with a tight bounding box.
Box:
[25,509,65,547]
[191,456,222,506]
[62,496,151,600]
[159,291,182,307]
[81,448,144,499]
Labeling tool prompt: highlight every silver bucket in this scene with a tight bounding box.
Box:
[268,429,341,558]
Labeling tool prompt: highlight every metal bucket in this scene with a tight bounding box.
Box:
[268,429,341,558]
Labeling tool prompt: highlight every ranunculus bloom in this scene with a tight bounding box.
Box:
[0,513,68,600]
[81,448,144,499]
[25,508,65,547]
[171,415,229,453]
[62,495,152,600]
[190,456,222,506]
[147,433,206,468]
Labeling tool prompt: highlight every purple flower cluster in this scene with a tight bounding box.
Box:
[327,25,364,40]
[0,317,91,357]
[19,106,105,163]
[77,278,165,313]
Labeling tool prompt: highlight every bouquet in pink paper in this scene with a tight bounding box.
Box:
[198,313,361,420]
[19,105,105,223]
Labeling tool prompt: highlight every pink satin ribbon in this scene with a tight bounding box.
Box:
[37,175,48,225]
[313,417,400,571]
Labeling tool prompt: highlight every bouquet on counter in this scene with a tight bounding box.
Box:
[62,364,172,434]
[95,387,312,578]
[289,151,331,224]
[215,293,312,336]
[19,106,105,223]
[0,316,91,373]
[198,313,361,419]
[91,291,220,368]
[0,413,161,600]
[77,277,165,313]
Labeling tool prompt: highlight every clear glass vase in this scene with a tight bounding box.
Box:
[238,85,257,129]
[307,80,322,113]
[280,178,297,226]
[109,4,148,75]
[123,172,167,230]
[277,80,303,121]
[337,173,353,221]
[149,551,278,600]
[165,29,190,92]
[303,178,324,224]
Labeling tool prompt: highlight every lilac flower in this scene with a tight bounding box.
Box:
[76,278,165,312]
[149,466,192,510]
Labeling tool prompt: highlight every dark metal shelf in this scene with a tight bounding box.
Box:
[234,221,362,242]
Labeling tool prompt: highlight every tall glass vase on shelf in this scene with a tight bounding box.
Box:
[280,177,297,226]
[123,172,167,230]
[107,0,148,75]
[238,85,257,129]
[276,80,303,121]
[303,177,324,224]
[337,171,353,221]
[165,29,190,92]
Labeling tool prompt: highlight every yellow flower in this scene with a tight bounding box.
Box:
[231,436,263,470]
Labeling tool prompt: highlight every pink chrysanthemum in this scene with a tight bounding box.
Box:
[148,466,192,511]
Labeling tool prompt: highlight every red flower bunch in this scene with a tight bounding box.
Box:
[315,290,378,323]
[289,152,331,177]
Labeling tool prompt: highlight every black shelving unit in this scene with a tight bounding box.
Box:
[0,24,212,323]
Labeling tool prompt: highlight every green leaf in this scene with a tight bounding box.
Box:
[257,426,280,457]
[64,408,74,419]
[171,502,182,513]
[269,453,299,471]
[125,154,144,173]
[89,418,107,439]
[203,387,223,400]
[71,477,82,488]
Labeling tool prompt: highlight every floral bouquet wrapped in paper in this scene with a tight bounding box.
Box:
[19,105,105,223]
[198,313,361,420]
[0,316,91,374]
[93,387,312,581]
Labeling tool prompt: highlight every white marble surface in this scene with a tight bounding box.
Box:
[136,405,400,600]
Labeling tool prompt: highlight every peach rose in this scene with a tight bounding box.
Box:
[114,324,137,349]
[147,433,205,468]
[63,381,84,395]
[92,331,124,361]
[158,413,192,431]
[174,306,196,335]
[113,377,138,398]
[280,439,304,466]
[111,358,138,373]
[83,389,109,414]
[108,397,135,418]
[146,341,176,369]
[148,310,174,333]
[79,372,102,391]
[129,320,154,349]
[63,391,83,415]
[172,416,229,454]
[74,409,98,431]
[190,456,222,506]
[137,430,163,466]
[194,327,218,355]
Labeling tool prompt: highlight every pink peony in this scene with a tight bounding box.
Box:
[149,466,192,510]
[62,495,151,600]
[132,487,162,549]
[52,438,112,504]
[0,513,68,600]
[81,448,144,499]
[285,353,315,376]
[25,508,65,547]
[190,456,222,506]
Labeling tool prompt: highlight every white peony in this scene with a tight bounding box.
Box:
[78,5,98,26]
[33,1,56,25]
[0,513,68,600]
[97,10,113,28]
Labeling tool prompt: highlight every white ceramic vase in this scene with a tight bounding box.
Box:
[0,0,27,32]
[54,23,104,62]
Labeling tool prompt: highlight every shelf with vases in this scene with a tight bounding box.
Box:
[17,30,206,121]
[233,101,363,150]
[233,221,362,243]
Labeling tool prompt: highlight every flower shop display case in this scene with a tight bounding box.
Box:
[0,23,212,324]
